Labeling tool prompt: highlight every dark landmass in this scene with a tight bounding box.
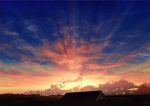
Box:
[0,91,150,106]
[0,94,62,106]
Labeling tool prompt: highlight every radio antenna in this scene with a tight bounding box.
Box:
[80,69,82,89]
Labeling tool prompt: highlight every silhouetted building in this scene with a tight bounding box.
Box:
[62,91,104,102]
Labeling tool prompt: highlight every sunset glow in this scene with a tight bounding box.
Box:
[0,1,150,94]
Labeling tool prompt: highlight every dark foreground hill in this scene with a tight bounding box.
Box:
[0,91,150,106]
[0,94,62,106]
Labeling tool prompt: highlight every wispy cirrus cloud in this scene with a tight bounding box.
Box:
[0,1,150,94]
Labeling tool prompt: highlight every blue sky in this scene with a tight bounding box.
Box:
[0,1,150,93]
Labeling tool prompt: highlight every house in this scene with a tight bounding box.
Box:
[59,91,105,106]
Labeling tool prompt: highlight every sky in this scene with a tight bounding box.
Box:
[0,1,150,94]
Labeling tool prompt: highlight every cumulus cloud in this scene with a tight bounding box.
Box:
[24,79,138,96]
[99,79,136,91]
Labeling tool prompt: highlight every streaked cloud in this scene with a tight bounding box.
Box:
[0,1,150,94]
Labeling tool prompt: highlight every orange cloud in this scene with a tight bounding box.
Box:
[1,25,150,94]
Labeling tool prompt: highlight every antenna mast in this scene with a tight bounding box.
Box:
[80,65,85,90]
[80,69,82,89]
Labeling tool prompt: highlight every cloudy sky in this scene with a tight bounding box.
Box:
[0,1,150,94]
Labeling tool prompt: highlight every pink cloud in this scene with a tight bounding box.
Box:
[0,68,22,76]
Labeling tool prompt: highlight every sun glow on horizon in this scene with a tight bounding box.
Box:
[0,1,150,94]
